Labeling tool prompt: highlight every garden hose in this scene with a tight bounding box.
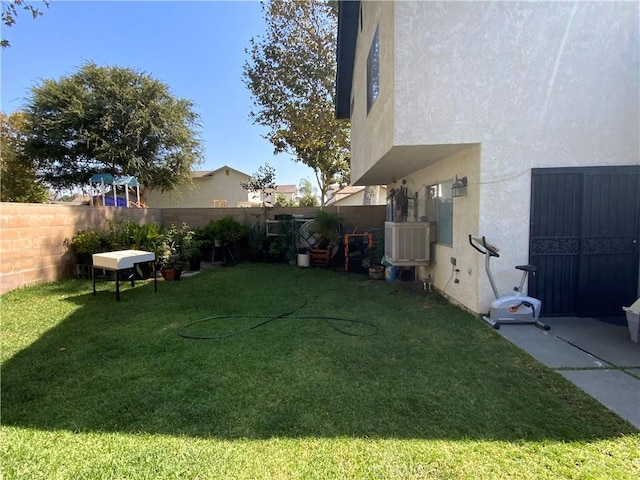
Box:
[177,273,378,340]
[177,311,378,339]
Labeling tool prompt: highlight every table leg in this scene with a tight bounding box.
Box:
[115,271,120,301]
[153,260,157,292]
[92,267,96,296]
[344,242,349,271]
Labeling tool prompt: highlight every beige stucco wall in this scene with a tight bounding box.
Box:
[332,186,388,207]
[146,169,252,208]
[393,1,639,151]
[349,1,395,183]
[351,0,639,314]
[399,145,482,313]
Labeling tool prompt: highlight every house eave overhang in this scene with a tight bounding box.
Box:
[352,143,479,186]
[335,0,360,119]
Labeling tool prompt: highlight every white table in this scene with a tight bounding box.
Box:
[92,250,157,300]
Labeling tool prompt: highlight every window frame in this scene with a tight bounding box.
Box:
[366,26,380,113]
[424,180,454,247]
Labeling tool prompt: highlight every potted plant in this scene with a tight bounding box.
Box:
[265,216,299,264]
[127,222,163,278]
[128,222,163,252]
[211,216,247,246]
[184,230,203,271]
[309,211,341,266]
[389,185,409,222]
[309,210,341,248]
[159,254,184,281]
[210,216,247,265]
[362,236,385,280]
[158,223,192,280]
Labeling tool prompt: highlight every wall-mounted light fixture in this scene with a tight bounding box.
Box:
[451,175,467,198]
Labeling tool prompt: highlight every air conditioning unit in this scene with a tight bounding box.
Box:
[384,222,436,265]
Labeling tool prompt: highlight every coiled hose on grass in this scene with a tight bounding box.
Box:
[177,272,378,340]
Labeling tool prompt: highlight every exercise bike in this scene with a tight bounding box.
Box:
[469,235,549,330]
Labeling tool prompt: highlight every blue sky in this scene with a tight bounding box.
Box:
[0,0,316,186]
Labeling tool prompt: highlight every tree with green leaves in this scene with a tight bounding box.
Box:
[22,62,204,202]
[298,177,318,207]
[1,0,49,47]
[240,162,276,207]
[243,0,350,206]
[273,193,296,207]
[0,111,48,202]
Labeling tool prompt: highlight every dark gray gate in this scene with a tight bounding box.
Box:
[529,166,640,317]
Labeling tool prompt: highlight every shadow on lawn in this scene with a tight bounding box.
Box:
[1,269,636,441]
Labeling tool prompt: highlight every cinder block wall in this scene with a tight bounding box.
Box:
[161,205,386,234]
[0,203,161,294]
[0,203,385,294]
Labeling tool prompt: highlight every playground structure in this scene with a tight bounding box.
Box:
[89,174,146,208]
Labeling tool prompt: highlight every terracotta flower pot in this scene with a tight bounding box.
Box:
[161,269,182,281]
[368,265,384,280]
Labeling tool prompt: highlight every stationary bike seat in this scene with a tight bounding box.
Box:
[515,264,537,273]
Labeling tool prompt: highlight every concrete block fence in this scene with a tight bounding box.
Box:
[0,203,385,294]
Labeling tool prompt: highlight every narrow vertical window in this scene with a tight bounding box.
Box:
[426,181,454,246]
[367,26,379,113]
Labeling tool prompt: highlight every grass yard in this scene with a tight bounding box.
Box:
[1,263,638,479]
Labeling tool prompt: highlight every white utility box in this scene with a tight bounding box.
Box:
[384,222,436,266]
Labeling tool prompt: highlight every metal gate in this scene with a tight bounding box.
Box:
[529,166,640,317]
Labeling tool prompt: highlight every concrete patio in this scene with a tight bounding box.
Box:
[496,317,640,430]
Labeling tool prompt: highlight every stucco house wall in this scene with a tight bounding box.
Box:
[329,186,388,207]
[349,0,395,183]
[345,1,639,314]
[146,166,252,208]
[264,185,299,205]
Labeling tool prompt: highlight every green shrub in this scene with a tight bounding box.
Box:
[158,223,195,270]
[64,230,108,255]
[210,216,247,246]
[310,211,341,248]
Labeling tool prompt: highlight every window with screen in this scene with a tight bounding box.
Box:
[367,26,379,113]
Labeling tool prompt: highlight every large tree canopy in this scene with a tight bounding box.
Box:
[243,0,350,206]
[23,62,203,200]
[0,111,48,202]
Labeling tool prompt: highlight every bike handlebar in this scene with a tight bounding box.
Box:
[468,234,500,257]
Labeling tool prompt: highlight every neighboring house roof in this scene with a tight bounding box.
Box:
[327,185,363,204]
[194,165,251,179]
[336,0,360,119]
[265,185,298,195]
[193,170,215,178]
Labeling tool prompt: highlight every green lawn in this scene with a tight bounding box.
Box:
[2,263,638,479]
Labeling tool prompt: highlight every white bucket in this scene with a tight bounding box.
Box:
[297,253,310,268]
[622,297,640,343]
